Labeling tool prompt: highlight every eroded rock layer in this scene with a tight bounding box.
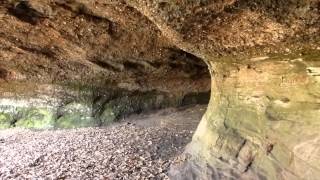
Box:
[0,0,210,92]
[0,0,210,129]
[172,52,320,179]
[0,0,320,179]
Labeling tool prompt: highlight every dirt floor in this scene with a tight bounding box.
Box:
[0,105,206,179]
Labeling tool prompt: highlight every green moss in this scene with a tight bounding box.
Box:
[55,114,99,129]
[55,102,99,129]
[100,106,117,125]
[59,102,92,115]
[15,108,56,129]
[0,113,14,129]
[100,92,170,125]
[99,96,136,125]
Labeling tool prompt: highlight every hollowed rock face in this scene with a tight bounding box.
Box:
[178,53,320,179]
[0,0,320,179]
[0,0,211,129]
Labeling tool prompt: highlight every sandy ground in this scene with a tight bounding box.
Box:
[0,105,206,179]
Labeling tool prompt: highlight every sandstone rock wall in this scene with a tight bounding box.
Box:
[0,0,210,94]
[1,0,320,179]
[180,52,320,179]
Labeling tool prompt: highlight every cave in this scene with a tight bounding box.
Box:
[0,0,319,179]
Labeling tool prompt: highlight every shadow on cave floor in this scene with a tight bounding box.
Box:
[0,104,206,179]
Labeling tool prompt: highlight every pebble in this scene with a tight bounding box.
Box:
[0,105,206,179]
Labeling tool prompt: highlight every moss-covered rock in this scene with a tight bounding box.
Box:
[100,106,117,125]
[55,114,98,129]
[55,102,99,129]
[0,113,14,129]
[15,108,56,129]
[100,92,170,125]
[0,88,185,129]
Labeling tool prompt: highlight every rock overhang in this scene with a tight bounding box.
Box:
[0,0,320,179]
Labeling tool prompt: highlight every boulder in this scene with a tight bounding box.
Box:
[55,102,99,129]
[15,108,55,129]
[0,113,14,129]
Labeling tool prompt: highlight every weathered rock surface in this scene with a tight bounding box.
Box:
[172,53,320,180]
[0,82,208,129]
[0,0,320,179]
[0,0,211,129]
[0,0,210,93]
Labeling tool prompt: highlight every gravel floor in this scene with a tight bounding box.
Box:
[0,105,206,179]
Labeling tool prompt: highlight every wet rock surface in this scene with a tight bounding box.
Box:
[0,105,206,179]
